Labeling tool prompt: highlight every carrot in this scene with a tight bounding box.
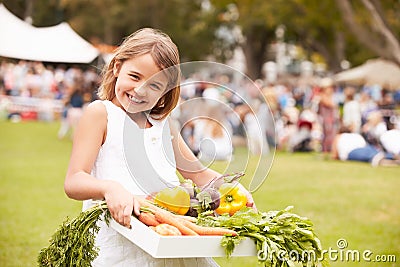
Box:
[137,198,167,214]
[173,214,198,223]
[177,218,237,236]
[153,209,198,236]
[138,212,160,226]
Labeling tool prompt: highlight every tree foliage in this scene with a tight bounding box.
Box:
[59,0,220,62]
[1,0,399,78]
[336,0,400,66]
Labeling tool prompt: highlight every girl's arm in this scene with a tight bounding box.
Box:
[169,118,255,207]
[173,128,220,186]
[64,102,140,227]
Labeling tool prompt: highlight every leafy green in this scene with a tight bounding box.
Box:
[37,202,111,267]
[197,206,329,267]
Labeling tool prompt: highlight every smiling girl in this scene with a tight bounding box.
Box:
[63,28,255,266]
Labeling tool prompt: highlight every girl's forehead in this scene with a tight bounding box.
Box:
[123,55,166,77]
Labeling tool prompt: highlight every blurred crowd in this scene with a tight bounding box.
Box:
[0,60,100,137]
[1,59,399,166]
[177,72,400,166]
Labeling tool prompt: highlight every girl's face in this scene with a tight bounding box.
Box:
[112,53,168,114]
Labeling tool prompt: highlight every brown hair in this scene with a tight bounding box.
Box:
[98,28,181,120]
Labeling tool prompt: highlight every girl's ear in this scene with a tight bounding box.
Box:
[113,60,121,77]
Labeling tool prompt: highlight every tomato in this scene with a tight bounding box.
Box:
[215,183,247,216]
[154,186,190,215]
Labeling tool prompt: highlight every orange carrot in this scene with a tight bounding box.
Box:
[177,218,237,236]
[138,198,168,214]
[138,212,160,226]
[173,214,198,223]
[153,209,198,236]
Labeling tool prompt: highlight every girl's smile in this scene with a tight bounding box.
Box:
[127,93,146,104]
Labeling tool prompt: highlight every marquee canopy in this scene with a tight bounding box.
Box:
[0,4,99,63]
[334,58,400,90]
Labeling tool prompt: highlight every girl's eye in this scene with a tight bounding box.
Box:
[149,83,161,91]
[129,74,140,80]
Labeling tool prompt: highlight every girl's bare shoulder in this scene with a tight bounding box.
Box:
[85,100,107,115]
[80,100,108,126]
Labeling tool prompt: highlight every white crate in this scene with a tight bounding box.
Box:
[110,216,257,258]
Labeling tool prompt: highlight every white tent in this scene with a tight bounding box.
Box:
[0,4,99,63]
[334,58,400,90]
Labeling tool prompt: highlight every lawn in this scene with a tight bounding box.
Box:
[0,121,399,267]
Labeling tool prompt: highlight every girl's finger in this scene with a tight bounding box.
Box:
[122,205,132,227]
[132,197,141,216]
[109,207,118,222]
[115,206,125,226]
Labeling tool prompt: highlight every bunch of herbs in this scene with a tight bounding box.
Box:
[197,206,328,267]
[37,202,111,267]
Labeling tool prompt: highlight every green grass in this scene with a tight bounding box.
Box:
[0,121,399,267]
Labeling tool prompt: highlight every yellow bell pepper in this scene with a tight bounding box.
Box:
[154,186,190,215]
[215,183,247,216]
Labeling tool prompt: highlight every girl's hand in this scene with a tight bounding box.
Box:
[103,181,141,228]
[237,182,257,211]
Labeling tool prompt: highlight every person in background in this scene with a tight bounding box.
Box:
[359,89,377,126]
[331,126,399,167]
[192,104,233,162]
[342,86,361,133]
[57,79,84,139]
[317,78,339,153]
[378,89,396,130]
[380,129,400,158]
[361,110,387,147]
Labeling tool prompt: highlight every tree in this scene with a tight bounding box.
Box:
[283,0,347,72]
[335,0,400,66]
[211,0,399,77]
[210,0,290,80]
[60,0,219,62]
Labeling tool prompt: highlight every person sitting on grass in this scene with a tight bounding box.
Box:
[331,126,399,167]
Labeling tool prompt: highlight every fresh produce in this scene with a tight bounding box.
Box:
[197,206,328,267]
[152,206,199,236]
[38,202,111,267]
[139,203,238,237]
[182,172,247,217]
[215,182,247,216]
[38,199,326,267]
[174,214,198,223]
[154,186,190,215]
[196,187,221,211]
[176,218,237,236]
[180,179,196,198]
[150,224,182,236]
[138,212,160,226]
[186,198,201,217]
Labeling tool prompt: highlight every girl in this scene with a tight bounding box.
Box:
[64,28,254,266]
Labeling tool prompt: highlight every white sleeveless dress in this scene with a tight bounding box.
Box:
[84,100,219,267]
